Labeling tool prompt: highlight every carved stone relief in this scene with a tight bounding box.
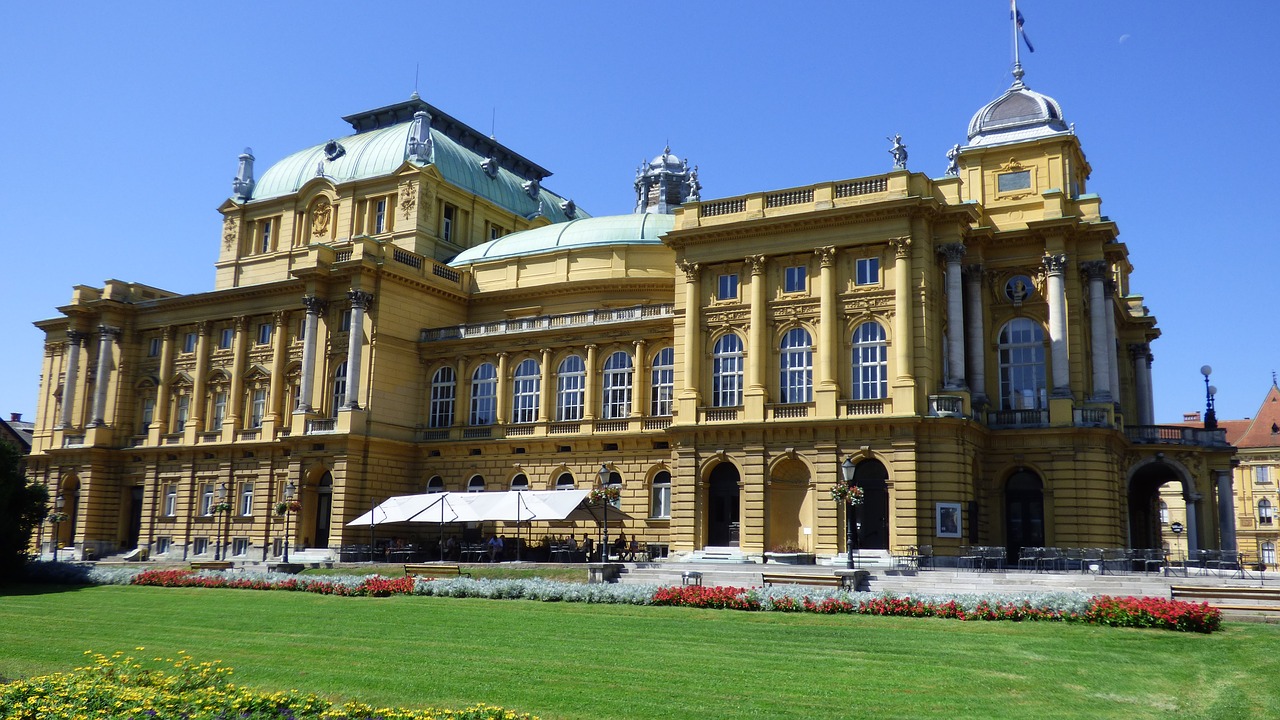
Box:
[222,217,239,251]
[310,198,332,237]
[399,180,417,221]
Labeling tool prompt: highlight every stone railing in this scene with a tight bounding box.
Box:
[843,399,886,417]
[768,403,811,419]
[987,408,1049,428]
[305,419,337,434]
[1124,425,1230,448]
[928,395,965,418]
[421,303,673,342]
[1073,407,1112,428]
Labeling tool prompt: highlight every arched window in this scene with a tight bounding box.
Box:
[650,347,674,417]
[467,475,485,493]
[650,471,671,518]
[712,334,744,408]
[511,359,540,424]
[606,471,623,509]
[851,321,887,400]
[1263,541,1276,566]
[779,328,813,404]
[429,367,456,428]
[998,318,1047,410]
[469,363,497,425]
[1259,498,1274,525]
[602,351,633,419]
[556,355,585,422]
[426,475,444,493]
[555,472,576,490]
[1159,501,1169,524]
[511,474,529,491]
[331,360,348,417]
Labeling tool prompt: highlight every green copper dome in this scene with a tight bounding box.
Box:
[450,213,674,266]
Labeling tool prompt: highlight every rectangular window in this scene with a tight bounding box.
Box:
[784,265,807,293]
[175,395,190,432]
[164,484,177,516]
[154,537,171,555]
[442,204,456,243]
[260,219,273,253]
[141,397,155,429]
[200,483,214,516]
[374,199,387,234]
[856,257,880,286]
[183,332,197,353]
[148,338,161,357]
[232,538,249,557]
[651,474,672,519]
[239,483,254,516]
[1257,466,1272,484]
[193,537,209,556]
[250,388,266,428]
[998,170,1032,193]
[257,323,272,346]
[340,309,352,332]
[489,224,507,241]
[717,273,739,301]
[219,328,233,349]
[650,348,674,417]
[212,391,227,428]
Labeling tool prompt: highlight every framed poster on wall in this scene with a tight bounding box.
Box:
[936,502,962,538]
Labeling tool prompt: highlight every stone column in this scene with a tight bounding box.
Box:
[59,330,85,428]
[89,325,121,426]
[890,237,914,385]
[963,265,987,404]
[939,244,967,390]
[1104,280,1121,404]
[677,261,702,402]
[189,322,211,430]
[1082,261,1112,402]
[816,247,838,389]
[495,352,510,425]
[226,316,249,428]
[631,339,647,418]
[296,296,327,413]
[1216,470,1237,554]
[1131,344,1154,425]
[538,348,553,422]
[267,310,288,425]
[746,255,767,394]
[343,290,373,409]
[1142,350,1155,425]
[153,327,175,432]
[584,344,599,421]
[1185,491,1200,554]
[1042,253,1071,397]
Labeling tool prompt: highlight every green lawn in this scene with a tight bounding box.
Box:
[1,584,1277,720]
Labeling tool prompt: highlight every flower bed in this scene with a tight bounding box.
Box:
[0,649,537,719]
[118,568,1222,633]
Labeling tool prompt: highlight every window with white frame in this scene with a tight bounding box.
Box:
[428,367,456,428]
[219,328,233,349]
[183,332,197,353]
[257,323,272,346]
[442,203,456,243]
[374,198,387,234]
[1263,542,1276,566]
[249,387,266,428]
[260,219,273,253]
[851,321,888,400]
[650,347,674,417]
[164,484,177,516]
[712,334,744,408]
[200,483,214,516]
[555,473,575,490]
[340,309,352,333]
[239,482,254,516]
[1259,498,1274,525]
[784,265,807,293]
[175,395,190,432]
[467,475,485,493]
[331,360,348,416]
[193,537,209,556]
[779,328,813,404]
[1257,466,1272,484]
[556,355,585,421]
[426,475,444,493]
[1159,501,1169,524]
[148,338,161,357]
[155,536,171,555]
[998,318,1047,410]
[141,397,155,429]
[211,390,227,428]
[651,471,671,519]
[232,538,249,557]
[856,257,880,286]
[717,273,739,301]
[602,351,633,419]
[511,359,541,424]
[469,363,497,425]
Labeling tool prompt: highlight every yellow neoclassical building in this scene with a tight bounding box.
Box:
[27,66,1237,565]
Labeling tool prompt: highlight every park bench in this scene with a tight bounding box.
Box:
[404,564,471,579]
[190,561,234,571]
[1170,585,1280,613]
[762,572,861,590]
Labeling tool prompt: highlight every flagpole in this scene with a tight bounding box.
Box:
[1011,0,1021,70]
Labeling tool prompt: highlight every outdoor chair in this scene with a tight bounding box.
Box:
[958,545,981,571]
[1140,547,1166,574]
[916,545,933,569]
[1036,546,1063,573]
[1017,546,1040,572]
[1082,548,1104,573]
[1061,547,1084,572]
[982,546,1007,571]
[1102,548,1129,574]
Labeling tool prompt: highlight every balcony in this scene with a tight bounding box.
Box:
[767,403,811,420]
[701,407,740,423]
[1125,425,1230,448]
[987,409,1049,428]
[843,399,887,417]
[928,395,966,419]
[421,303,674,342]
[305,419,337,435]
[1073,407,1113,428]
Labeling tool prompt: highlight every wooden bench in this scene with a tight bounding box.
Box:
[762,573,853,590]
[1170,585,1280,613]
[404,564,471,579]
[190,561,234,571]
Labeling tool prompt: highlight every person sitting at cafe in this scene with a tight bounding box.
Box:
[627,537,641,562]
[580,535,594,562]
[486,534,504,562]
[612,533,627,560]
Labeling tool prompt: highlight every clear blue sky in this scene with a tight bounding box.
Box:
[3,1,1276,424]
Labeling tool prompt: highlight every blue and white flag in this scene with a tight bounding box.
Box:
[1011,1,1035,53]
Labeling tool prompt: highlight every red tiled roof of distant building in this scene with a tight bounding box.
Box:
[1234,383,1280,449]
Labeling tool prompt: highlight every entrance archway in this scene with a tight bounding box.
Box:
[314,472,333,548]
[1005,470,1045,560]
[1129,461,1191,554]
[767,458,812,551]
[853,459,889,550]
[707,462,741,547]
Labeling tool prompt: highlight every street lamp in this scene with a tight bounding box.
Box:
[214,483,230,561]
[52,494,65,562]
[840,457,859,569]
[282,481,297,563]
[1200,365,1218,431]
[598,463,611,563]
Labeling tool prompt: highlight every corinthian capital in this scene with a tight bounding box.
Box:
[302,295,329,314]
[676,260,700,282]
[1042,253,1069,276]
[348,290,375,310]
[815,246,837,267]
[937,243,967,264]
[1080,260,1108,281]
[888,236,911,259]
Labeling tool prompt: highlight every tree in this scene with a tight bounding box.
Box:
[0,441,47,581]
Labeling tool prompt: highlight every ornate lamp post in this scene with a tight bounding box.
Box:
[214,483,231,561]
[597,464,611,563]
[51,494,66,562]
[835,456,864,569]
[1200,365,1218,431]
[282,482,297,563]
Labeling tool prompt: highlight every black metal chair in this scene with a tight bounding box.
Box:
[1082,548,1104,573]
[1017,546,1041,572]
[916,545,933,570]
[1036,547,1063,573]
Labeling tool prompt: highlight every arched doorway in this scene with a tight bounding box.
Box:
[853,460,890,550]
[313,472,333,548]
[707,462,741,547]
[57,474,81,549]
[1005,470,1045,560]
[1129,461,1190,554]
[767,458,812,552]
